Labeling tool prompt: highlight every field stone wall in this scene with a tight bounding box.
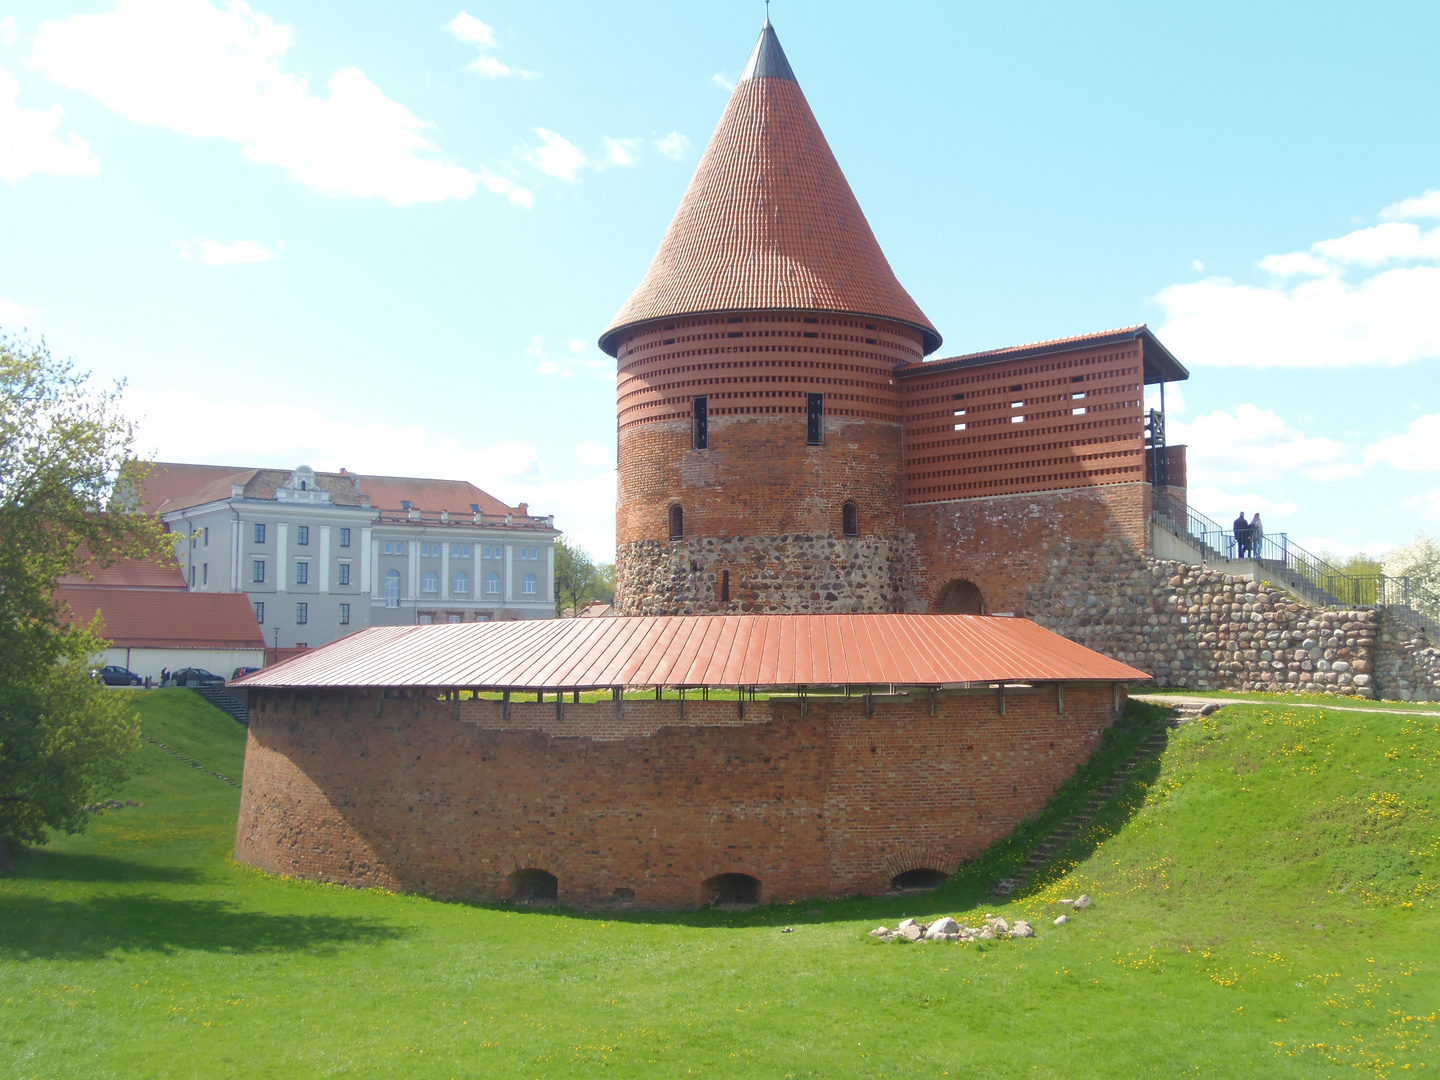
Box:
[1374,623,1440,702]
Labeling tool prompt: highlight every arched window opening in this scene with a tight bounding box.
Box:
[522,573,537,595]
[703,872,760,908]
[422,570,439,593]
[453,572,469,594]
[891,868,949,891]
[842,500,859,537]
[508,868,558,904]
[384,569,401,609]
[932,578,984,615]
[485,572,501,595]
[669,504,684,541]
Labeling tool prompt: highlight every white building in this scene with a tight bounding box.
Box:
[146,463,559,650]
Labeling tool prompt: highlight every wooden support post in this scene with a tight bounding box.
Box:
[737,696,745,719]
[655,686,662,702]
[997,683,1006,716]
[865,689,873,718]
[502,689,510,721]
[572,689,580,705]
[614,686,623,720]
[556,693,563,723]
[1057,683,1065,715]
[450,690,459,720]
[678,688,685,720]
[928,689,937,717]
[800,686,807,718]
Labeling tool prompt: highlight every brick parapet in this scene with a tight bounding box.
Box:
[235,683,1120,907]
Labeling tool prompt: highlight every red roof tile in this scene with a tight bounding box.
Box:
[235,614,1148,690]
[57,586,266,649]
[134,462,252,514]
[58,554,187,590]
[600,22,940,357]
[354,475,517,516]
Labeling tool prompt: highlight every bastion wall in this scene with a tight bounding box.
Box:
[235,682,1120,906]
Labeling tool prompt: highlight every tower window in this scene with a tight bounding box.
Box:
[669,504,684,541]
[693,395,708,449]
[842,500,859,537]
[806,393,824,445]
[720,569,730,603]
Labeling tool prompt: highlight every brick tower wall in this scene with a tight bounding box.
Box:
[613,311,922,614]
[235,683,1120,907]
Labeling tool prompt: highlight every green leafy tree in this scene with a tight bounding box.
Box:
[0,334,161,866]
[553,536,600,617]
[1383,533,1440,617]
[592,562,616,605]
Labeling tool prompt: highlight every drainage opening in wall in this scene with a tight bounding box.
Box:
[891,868,949,891]
[508,868,558,904]
[703,873,761,909]
[932,578,984,615]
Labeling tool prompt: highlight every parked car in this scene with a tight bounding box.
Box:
[93,665,142,686]
[172,667,226,687]
[232,666,262,680]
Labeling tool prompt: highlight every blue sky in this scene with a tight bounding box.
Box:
[2,0,1438,562]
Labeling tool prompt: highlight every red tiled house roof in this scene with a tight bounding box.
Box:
[354,475,517,516]
[57,586,265,649]
[599,21,940,357]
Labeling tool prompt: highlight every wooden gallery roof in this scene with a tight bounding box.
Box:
[234,614,1149,691]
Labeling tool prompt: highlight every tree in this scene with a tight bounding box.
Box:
[0,334,161,866]
[1383,533,1440,617]
[592,562,616,605]
[553,537,600,617]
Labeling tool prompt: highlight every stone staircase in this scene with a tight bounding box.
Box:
[189,685,249,725]
[992,707,1195,896]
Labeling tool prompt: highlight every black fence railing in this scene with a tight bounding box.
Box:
[1151,489,1439,638]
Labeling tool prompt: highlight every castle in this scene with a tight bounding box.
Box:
[603,20,1187,625]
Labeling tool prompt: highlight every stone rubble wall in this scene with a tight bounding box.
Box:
[1374,623,1440,702]
[616,534,906,615]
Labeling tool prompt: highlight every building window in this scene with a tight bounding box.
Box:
[422,571,438,593]
[189,566,195,586]
[453,572,468,593]
[203,526,209,546]
[522,573,537,595]
[254,523,266,544]
[253,601,264,624]
[485,573,500,595]
[339,528,351,547]
[252,560,265,583]
[338,563,350,586]
[720,568,730,603]
[669,504,684,541]
[385,569,400,608]
[447,614,462,624]
[693,395,708,449]
[483,546,493,559]
[296,602,308,625]
[842,500,859,537]
[806,392,824,445]
[295,561,309,585]
[417,613,432,624]
[297,525,310,546]
[202,563,208,585]
[339,603,350,625]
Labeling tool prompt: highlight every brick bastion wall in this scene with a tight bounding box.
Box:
[235,682,1122,907]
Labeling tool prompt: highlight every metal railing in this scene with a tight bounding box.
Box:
[1151,488,1439,638]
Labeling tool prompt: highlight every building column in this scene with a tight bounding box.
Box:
[546,543,554,603]
[230,517,241,591]
[441,542,451,600]
[361,527,374,593]
[318,526,331,593]
[504,543,513,602]
[474,542,483,609]
[276,523,288,593]
[408,541,419,600]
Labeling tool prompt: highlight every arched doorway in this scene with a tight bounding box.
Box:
[702,872,760,908]
[891,868,949,891]
[932,578,984,614]
[508,868,558,903]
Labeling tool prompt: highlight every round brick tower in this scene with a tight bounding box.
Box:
[599,20,941,615]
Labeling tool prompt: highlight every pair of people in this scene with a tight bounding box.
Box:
[1233,512,1264,557]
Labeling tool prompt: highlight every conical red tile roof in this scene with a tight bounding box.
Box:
[599,22,940,357]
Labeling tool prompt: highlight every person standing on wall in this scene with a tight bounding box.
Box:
[1250,513,1264,558]
[1233,511,1248,558]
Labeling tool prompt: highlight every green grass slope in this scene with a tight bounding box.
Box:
[2,693,1436,1078]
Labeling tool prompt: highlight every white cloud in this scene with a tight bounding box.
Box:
[478,167,532,207]
[527,127,585,182]
[1185,484,1296,525]
[568,339,585,353]
[711,72,734,91]
[652,131,691,161]
[0,296,38,327]
[575,440,611,468]
[1382,189,1440,221]
[447,10,536,78]
[601,135,641,168]
[446,11,496,48]
[1190,259,1204,272]
[529,335,614,381]
[175,238,277,265]
[129,383,617,558]
[29,0,484,206]
[1170,404,1353,489]
[1365,412,1440,472]
[1143,382,1186,415]
[0,64,100,184]
[0,17,17,48]
[1155,189,1440,368]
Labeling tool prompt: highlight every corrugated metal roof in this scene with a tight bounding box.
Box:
[897,325,1189,385]
[57,586,267,649]
[234,614,1148,689]
[599,25,940,357]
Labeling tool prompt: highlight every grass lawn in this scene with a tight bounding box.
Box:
[2,689,1437,1078]
[1139,687,1440,715]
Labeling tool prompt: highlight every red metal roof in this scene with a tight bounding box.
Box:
[57,586,266,650]
[235,614,1148,690]
[599,22,939,357]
